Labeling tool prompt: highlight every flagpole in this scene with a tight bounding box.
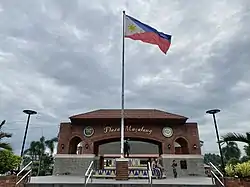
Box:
[120,10,125,158]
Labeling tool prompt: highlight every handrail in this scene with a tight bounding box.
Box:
[85,161,93,177]
[147,162,152,187]
[15,161,32,186]
[17,161,32,177]
[209,162,224,177]
[16,170,32,186]
[84,161,94,187]
[209,162,225,187]
[210,170,224,187]
[85,169,93,184]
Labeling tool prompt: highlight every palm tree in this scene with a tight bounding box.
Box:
[45,137,58,156]
[221,132,250,157]
[24,136,58,176]
[0,120,12,151]
[221,141,241,162]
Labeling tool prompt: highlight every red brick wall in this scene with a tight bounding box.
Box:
[0,176,24,187]
[216,178,250,187]
[57,118,201,155]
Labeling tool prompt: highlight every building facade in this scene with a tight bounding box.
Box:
[54,109,205,177]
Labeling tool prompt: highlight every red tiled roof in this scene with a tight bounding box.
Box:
[70,109,187,120]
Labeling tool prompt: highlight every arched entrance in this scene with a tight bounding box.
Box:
[68,136,83,154]
[94,137,163,156]
[174,137,189,154]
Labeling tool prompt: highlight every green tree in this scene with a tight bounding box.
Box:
[0,120,12,151]
[45,137,58,156]
[221,141,241,163]
[227,157,240,165]
[24,136,57,176]
[0,150,21,174]
[240,156,250,163]
[204,153,222,167]
[221,132,250,156]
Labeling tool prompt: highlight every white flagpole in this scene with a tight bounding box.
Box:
[120,10,126,158]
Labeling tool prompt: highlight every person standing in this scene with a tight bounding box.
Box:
[172,160,178,178]
[124,139,130,157]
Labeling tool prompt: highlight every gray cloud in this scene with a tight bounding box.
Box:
[0,0,250,155]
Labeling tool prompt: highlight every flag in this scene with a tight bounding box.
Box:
[124,15,172,54]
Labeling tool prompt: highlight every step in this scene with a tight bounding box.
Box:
[25,176,216,187]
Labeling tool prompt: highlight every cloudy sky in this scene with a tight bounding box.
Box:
[0,0,250,155]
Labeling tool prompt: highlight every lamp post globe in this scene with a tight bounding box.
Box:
[23,110,37,115]
[206,109,220,115]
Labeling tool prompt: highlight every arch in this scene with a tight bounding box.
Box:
[93,136,163,156]
[174,137,189,154]
[68,136,83,154]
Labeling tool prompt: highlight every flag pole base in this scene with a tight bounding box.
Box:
[115,157,129,180]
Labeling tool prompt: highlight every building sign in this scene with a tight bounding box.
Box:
[83,126,94,137]
[104,125,152,135]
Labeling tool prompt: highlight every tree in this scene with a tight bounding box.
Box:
[0,120,12,151]
[204,153,222,167]
[227,157,240,165]
[24,136,57,176]
[221,132,250,156]
[240,156,250,163]
[45,137,58,156]
[244,145,250,156]
[0,150,21,174]
[221,141,241,163]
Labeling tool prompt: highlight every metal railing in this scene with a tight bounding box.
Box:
[84,161,94,187]
[147,162,153,187]
[209,162,225,187]
[15,161,32,186]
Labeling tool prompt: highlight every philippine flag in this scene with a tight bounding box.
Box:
[125,15,172,54]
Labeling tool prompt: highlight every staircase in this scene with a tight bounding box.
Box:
[24,161,218,187]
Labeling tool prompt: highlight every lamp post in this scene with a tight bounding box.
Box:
[206,109,225,174]
[20,110,37,158]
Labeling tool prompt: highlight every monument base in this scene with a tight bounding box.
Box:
[115,158,129,180]
[161,154,205,177]
[53,154,96,176]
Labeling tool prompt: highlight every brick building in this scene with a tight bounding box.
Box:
[54,109,205,177]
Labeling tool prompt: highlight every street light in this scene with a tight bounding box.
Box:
[20,110,37,157]
[206,109,225,174]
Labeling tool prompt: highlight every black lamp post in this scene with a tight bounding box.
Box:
[20,110,37,157]
[206,109,225,174]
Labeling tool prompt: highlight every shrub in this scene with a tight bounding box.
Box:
[234,161,250,178]
[225,164,236,177]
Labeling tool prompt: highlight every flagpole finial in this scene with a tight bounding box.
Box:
[123,10,125,14]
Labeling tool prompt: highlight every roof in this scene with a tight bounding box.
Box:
[69,109,188,120]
